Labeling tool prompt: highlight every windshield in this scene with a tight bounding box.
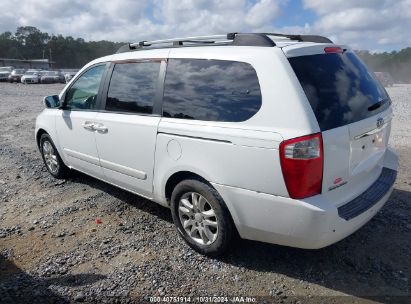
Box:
[289,51,390,131]
[25,71,37,75]
[0,67,12,72]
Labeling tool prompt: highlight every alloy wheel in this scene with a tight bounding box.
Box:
[42,141,59,174]
[178,192,219,245]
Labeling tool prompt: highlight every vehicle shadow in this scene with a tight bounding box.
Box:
[69,171,173,224]
[0,253,106,304]
[67,171,410,301]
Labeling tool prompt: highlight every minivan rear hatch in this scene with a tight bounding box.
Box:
[285,45,393,206]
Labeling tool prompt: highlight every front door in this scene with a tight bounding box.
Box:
[56,64,106,178]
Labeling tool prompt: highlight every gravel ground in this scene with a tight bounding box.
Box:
[0,82,410,304]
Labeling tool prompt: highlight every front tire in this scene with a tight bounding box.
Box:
[40,134,69,179]
[170,179,234,257]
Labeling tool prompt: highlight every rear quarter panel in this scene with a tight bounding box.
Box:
[153,123,287,204]
[153,46,320,204]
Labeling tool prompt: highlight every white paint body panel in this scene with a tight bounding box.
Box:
[153,128,288,204]
[35,42,399,249]
[321,108,393,207]
[55,110,104,179]
[94,112,161,199]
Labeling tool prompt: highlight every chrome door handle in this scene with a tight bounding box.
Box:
[93,123,108,133]
[82,121,95,131]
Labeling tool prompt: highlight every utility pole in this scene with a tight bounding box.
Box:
[49,48,52,70]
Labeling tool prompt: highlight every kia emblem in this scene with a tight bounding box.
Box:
[376,117,384,129]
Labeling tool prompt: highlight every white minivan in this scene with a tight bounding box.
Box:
[35,33,398,256]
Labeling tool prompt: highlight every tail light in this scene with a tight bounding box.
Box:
[279,133,323,199]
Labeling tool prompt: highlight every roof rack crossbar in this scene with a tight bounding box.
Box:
[130,35,230,49]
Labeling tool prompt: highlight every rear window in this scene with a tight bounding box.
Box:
[162,59,262,122]
[289,52,390,131]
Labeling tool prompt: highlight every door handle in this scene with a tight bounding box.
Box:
[82,121,95,131]
[93,123,108,133]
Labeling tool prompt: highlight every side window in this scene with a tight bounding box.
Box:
[162,59,262,122]
[65,64,105,110]
[105,62,161,114]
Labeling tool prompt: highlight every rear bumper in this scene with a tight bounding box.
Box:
[8,76,21,82]
[212,148,398,249]
[22,78,38,83]
[337,168,397,220]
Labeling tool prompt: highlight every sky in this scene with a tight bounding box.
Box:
[1,0,410,51]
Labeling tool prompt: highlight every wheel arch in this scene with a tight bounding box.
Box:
[36,128,48,149]
[35,127,68,167]
[164,170,210,204]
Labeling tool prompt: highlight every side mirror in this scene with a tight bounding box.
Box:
[43,95,60,108]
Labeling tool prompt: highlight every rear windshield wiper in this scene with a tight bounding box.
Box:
[368,98,388,111]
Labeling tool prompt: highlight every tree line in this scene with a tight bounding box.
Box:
[1,26,410,82]
[0,26,123,69]
[357,49,411,83]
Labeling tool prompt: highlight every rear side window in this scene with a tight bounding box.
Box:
[162,59,262,122]
[289,52,390,131]
[106,62,160,114]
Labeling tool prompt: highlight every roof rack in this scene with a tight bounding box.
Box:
[116,32,333,53]
[130,34,230,48]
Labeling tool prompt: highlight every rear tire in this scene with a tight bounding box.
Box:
[170,179,234,257]
[39,133,69,179]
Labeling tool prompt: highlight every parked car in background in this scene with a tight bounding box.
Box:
[40,71,65,84]
[374,72,394,87]
[0,66,14,81]
[58,71,66,83]
[8,69,26,83]
[21,70,41,84]
[64,71,78,83]
[37,70,48,82]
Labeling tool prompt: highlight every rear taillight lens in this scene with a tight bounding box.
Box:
[279,133,323,199]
